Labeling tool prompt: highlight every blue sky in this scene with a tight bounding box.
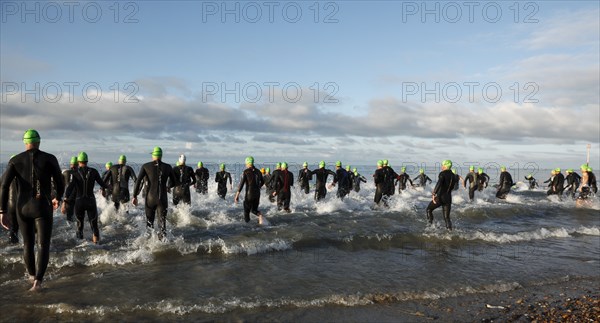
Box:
[1,1,599,169]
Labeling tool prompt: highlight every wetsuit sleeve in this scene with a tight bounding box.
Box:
[426,176,432,183]
[102,170,111,184]
[237,172,247,193]
[94,170,109,190]
[133,166,147,197]
[290,173,294,187]
[432,173,444,196]
[360,175,367,183]
[0,163,17,212]
[129,166,137,183]
[50,155,65,201]
[227,172,232,185]
[189,168,196,186]
[412,175,419,182]
[259,172,265,188]
[168,167,177,189]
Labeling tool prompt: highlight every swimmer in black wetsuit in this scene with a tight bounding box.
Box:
[298,162,312,194]
[195,162,210,195]
[102,162,113,201]
[426,159,456,230]
[564,169,581,199]
[310,161,336,201]
[547,168,565,196]
[452,168,463,191]
[263,167,274,202]
[524,174,538,190]
[382,160,399,197]
[477,168,490,191]
[1,155,19,243]
[0,129,64,291]
[63,152,109,243]
[543,170,556,189]
[132,147,176,240]
[61,156,78,222]
[215,163,232,199]
[396,166,414,193]
[496,166,514,199]
[234,156,265,224]
[413,169,432,188]
[578,165,593,199]
[463,166,478,200]
[169,154,196,205]
[273,162,293,212]
[346,165,355,193]
[104,155,137,210]
[330,161,350,200]
[587,166,597,194]
[373,160,387,206]
[270,163,282,203]
[352,168,367,193]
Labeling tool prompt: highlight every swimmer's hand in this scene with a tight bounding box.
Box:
[0,211,10,230]
[132,197,138,206]
[234,192,240,204]
[52,198,60,210]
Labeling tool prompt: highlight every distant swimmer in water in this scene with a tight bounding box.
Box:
[132,147,176,240]
[104,155,137,210]
[194,162,210,195]
[477,168,490,191]
[169,154,196,205]
[298,162,312,195]
[1,129,64,291]
[310,161,335,201]
[543,170,556,189]
[396,166,414,193]
[564,169,581,199]
[215,163,232,199]
[413,169,432,188]
[329,161,350,200]
[373,160,387,207]
[495,166,514,199]
[426,160,456,231]
[63,152,109,243]
[352,168,367,193]
[273,162,293,212]
[61,156,78,222]
[547,168,565,197]
[234,157,265,224]
[524,174,538,190]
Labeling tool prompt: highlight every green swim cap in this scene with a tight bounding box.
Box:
[401,166,406,172]
[581,164,588,170]
[245,156,254,165]
[319,161,325,168]
[265,167,270,173]
[303,162,308,167]
[527,174,532,179]
[335,161,342,167]
[22,129,41,144]
[442,160,452,168]
[10,155,16,159]
[198,161,203,167]
[352,168,357,172]
[587,166,593,172]
[469,165,474,171]
[77,152,88,162]
[345,165,350,171]
[70,156,78,164]
[176,161,181,166]
[500,166,506,171]
[419,168,424,173]
[478,168,483,174]
[220,163,225,170]
[452,168,457,174]
[151,146,162,157]
[354,171,358,176]
[281,162,288,169]
[554,168,561,172]
[377,160,383,167]
[276,162,281,169]
[566,168,573,173]
[119,155,126,163]
[106,162,113,168]
[382,159,389,166]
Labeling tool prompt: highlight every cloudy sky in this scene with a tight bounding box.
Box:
[1,1,599,169]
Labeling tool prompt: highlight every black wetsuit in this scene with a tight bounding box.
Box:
[274,169,293,211]
[564,173,581,199]
[543,177,553,189]
[270,169,281,203]
[195,167,209,194]
[413,173,432,188]
[103,164,137,210]
[101,169,112,201]
[464,172,479,200]
[237,166,264,222]
[310,168,335,201]
[0,148,64,283]
[0,171,19,243]
[347,171,355,193]
[396,172,413,193]
[382,166,399,196]
[263,173,275,202]
[426,169,456,230]
[547,173,565,196]
[65,165,108,239]
[298,167,312,194]
[525,176,538,190]
[332,168,350,200]
[496,171,514,199]
[62,166,78,221]
[453,174,461,191]
[170,165,196,205]
[353,173,367,192]
[215,171,232,199]
[588,171,598,194]
[373,168,386,206]
[133,160,175,239]
[478,173,490,191]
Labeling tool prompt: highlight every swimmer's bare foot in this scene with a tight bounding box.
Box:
[92,235,99,244]
[258,213,264,225]
[29,280,42,292]
[28,275,35,283]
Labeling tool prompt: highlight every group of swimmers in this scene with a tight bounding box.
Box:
[0,129,597,291]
